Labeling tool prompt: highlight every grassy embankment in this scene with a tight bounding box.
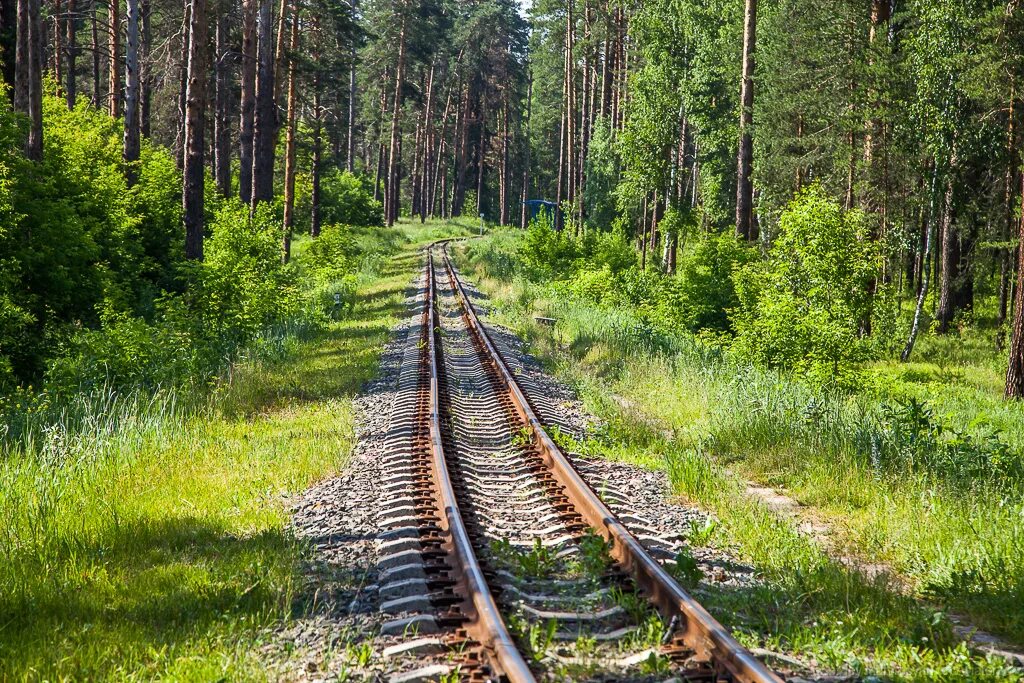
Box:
[0,221,466,680]
[455,226,1024,682]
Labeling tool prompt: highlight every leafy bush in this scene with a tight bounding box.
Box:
[196,201,300,347]
[316,170,383,228]
[0,95,185,382]
[663,234,755,333]
[521,212,580,278]
[45,201,301,395]
[870,398,1023,486]
[732,186,878,389]
[303,224,360,282]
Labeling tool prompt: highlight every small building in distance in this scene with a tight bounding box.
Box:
[522,200,561,229]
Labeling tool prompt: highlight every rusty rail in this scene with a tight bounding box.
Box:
[423,253,536,683]
[439,250,783,683]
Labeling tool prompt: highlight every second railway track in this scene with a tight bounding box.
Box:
[375,243,784,683]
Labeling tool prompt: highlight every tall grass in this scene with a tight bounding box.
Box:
[457,231,1024,663]
[0,222,431,679]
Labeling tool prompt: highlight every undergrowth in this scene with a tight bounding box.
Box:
[455,227,1024,681]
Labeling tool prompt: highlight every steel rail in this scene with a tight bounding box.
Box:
[423,252,536,683]
[440,250,783,683]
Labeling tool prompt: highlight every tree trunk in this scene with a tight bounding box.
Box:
[311,69,322,237]
[1006,173,1024,398]
[902,166,940,361]
[935,163,958,333]
[175,0,189,169]
[64,0,76,107]
[862,0,890,181]
[251,0,275,206]
[500,88,509,226]
[15,0,42,160]
[123,0,140,181]
[520,68,532,229]
[385,11,407,226]
[346,0,357,173]
[475,97,486,219]
[140,0,150,135]
[281,0,299,263]
[735,0,757,240]
[238,0,257,203]
[1000,87,1018,331]
[182,0,207,260]
[54,0,63,97]
[108,0,120,117]
[213,12,231,197]
[90,0,100,105]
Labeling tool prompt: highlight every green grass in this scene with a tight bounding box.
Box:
[0,225,434,681]
[454,228,1024,681]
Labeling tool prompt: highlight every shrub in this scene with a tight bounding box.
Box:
[669,234,756,333]
[870,397,1024,487]
[316,170,383,227]
[303,224,359,282]
[521,212,580,278]
[197,201,301,347]
[732,186,878,389]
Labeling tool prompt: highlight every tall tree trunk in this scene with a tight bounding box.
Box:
[735,0,757,240]
[311,66,322,237]
[346,0,357,173]
[453,82,469,216]
[15,0,42,159]
[1006,173,1024,398]
[63,0,76,107]
[175,0,189,169]
[935,159,959,334]
[281,0,299,262]
[140,0,150,135]
[90,0,100,105]
[213,12,231,197]
[14,0,29,114]
[53,0,62,98]
[500,88,509,226]
[251,0,275,206]
[902,165,940,361]
[238,0,257,203]
[182,0,207,260]
[123,0,140,181]
[108,0,120,117]
[385,10,407,227]
[862,0,890,211]
[520,68,532,229]
[1000,87,1018,331]
[475,97,486,218]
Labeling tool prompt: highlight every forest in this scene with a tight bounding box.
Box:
[0,0,1023,680]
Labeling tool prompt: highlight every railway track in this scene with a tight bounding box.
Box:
[376,244,784,683]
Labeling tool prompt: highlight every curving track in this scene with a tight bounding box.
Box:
[375,244,784,683]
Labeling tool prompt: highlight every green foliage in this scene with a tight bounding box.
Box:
[521,213,579,278]
[303,224,361,282]
[732,187,878,389]
[871,398,1023,486]
[316,170,384,228]
[0,96,184,383]
[582,117,619,230]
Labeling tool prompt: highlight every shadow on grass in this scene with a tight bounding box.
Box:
[0,514,365,679]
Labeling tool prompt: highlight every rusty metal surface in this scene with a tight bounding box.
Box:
[423,253,537,683]
[439,250,783,683]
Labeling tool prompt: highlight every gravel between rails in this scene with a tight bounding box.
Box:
[262,256,826,682]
